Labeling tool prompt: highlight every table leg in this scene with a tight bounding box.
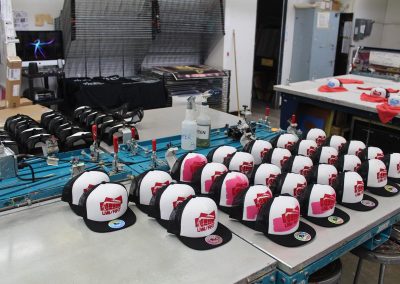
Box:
[378,264,385,284]
[353,258,363,284]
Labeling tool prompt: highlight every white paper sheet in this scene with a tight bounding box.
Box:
[369,51,400,68]
[317,12,330,29]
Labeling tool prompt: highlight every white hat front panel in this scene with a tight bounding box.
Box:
[86,184,128,222]
[281,173,307,197]
[242,185,273,221]
[319,147,339,165]
[276,134,299,150]
[367,159,388,187]
[367,147,384,160]
[139,171,173,205]
[388,153,400,178]
[291,156,313,176]
[308,184,336,218]
[201,163,228,194]
[180,197,218,238]
[212,146,237,164]
[179,153,208,183]
[317,164,338,186]
[347,141,366,156]
[219,172,249,207]
[371,87,387,98]
[251,140,272,165]
[254,164,282,186]
[307,129,327,146]
[342,172,364,204]
[327,78,341,88]
[159,184,195,220]
[298,140,318,157]
[268,196,300,235]
[228,152,255,175]
[343,155,362,172]
[329,135,347,152]
[72,171,110,205]
[271,148,292,169]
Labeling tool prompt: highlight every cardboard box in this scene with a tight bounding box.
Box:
[5,56,22,108]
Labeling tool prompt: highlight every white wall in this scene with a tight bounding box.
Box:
[381,0,400,49]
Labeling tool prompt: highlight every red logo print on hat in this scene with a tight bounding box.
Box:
[294,182,307,197]
[354,180,364,196]
[172,196,192,209]
[285,141,295,150]
[307,146,317,157]
[100,195,122,215]
[355,148,363,157]
[311,193,336,214]
[204,170,227,193]
[300,166,311,177]
[316,136,326,146]
[260,148,270,158]
[375,153,384,160]
[182,156,207,182]
[328,174,337,186]
[225,176,249,205]
[397,162,400,174]
[273,206,300,232]
[151,181,170,196]
[246,192,272,220]
[328,155,338,165]
[354,163,361,172]
[280,156,290,167]
[83,184,95,193]
[377,168,388,183]
[195,211,216,232]
[266,174,278,187]
[239,161,254,175]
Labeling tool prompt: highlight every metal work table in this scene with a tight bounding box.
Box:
[0,199,277,284]
[219,192,400,280]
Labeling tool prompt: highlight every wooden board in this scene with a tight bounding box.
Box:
[0,104,51,127]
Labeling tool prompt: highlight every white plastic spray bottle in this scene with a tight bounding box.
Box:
[181,96,197,150]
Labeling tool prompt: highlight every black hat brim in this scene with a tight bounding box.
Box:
[340,194,378,211]
[156,218,171,229]
[303,207,350,228]
[83,208,136,233]
[135,203,150,214]
[389,177,400,184]
[70,203,82,216]
[366,181,400,197]
[265,221,316,247]
[176,223,233,251]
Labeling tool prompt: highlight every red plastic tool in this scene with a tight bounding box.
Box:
[113,135,119,153]
[152,139,157,152]
[291,114,296,124]
[265,107,270,117]
[92,124,97,141]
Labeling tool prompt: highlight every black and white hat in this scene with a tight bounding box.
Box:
[78,182,136,233]
[305,128,327,147]
[167,196,232,250]
[209,171,250,214]
[62,170,110,215]
[229,185,273,230]
[250,163,282,187]
[223,151,255,176]
[292,140,318,157]
[358,159,399,197]
[148,183,195,228]
[335,154,362,172]
[270,173,308,198]
[282,155,314,176]
[341,140,366,157]
[191,162,228,195]
[130,170,173,213]
[383,153,400,183]
[312,146,339,165]
[255,196,316,247]
[359,147,384,161]
[262,148,292,169]
[297,184,350,227]
[171,153,208,183]
[243,140,273,165]
[207,145,237,164]
[271,133,299,151]
[307,164,338,186]
[333,171,378,211]
[324,135,347,152]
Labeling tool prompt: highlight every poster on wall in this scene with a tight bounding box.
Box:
[13,10,28,30]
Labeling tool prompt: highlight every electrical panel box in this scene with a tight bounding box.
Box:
[290,9,340,83]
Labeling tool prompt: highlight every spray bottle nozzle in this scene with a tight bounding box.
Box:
[187,96,196,109]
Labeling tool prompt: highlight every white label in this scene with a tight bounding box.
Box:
[197,125,210,140]
[7,67,21,81]
[317,12,330,29]
[12,84,20,97]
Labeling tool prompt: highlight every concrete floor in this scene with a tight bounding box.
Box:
[250,98,400,284]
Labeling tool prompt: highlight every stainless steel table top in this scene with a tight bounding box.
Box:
[218,192,400,275]
[0,200,277,284]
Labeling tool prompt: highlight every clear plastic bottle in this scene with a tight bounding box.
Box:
[197,102,211,148]
[181,97,197,150]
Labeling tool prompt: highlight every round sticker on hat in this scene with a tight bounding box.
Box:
[294,231,312,242]
[361,200,376,207]
[108,219,126,229]
[328,216,344,225]
[205,234,223,245]
[384,185,399,193]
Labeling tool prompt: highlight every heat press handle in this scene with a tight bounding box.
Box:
[113,135,119,153]
[291,114,296,124]
[152,139,157,152]
[92,124,97,141]
[265,107,270,117]
[131,127,136,139]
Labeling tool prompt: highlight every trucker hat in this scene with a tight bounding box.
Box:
[130,170,173,213]
[207,145,237,164]
[341,140,366,157]
[305,128,327,146]
[167,196,232,250]
[312,146,339,165]
[171,153,208,183]
[250,163,282,187]
[223,151,255,176]
[318,78,348,92]
[307,164,338,186]
[262,148,292,169]
[209,171,250,214]
[62,170,110,215]
[271,133,299,151]
[243,140,273,165]
[359,147,384,161]
[282,155,314,176]
[324,135,347,152]
[358,159,399,197]
[191,162,228,195]
[229,185,273,230]
[78,182,136,233]
[270,173,308,198]
[255,195,316,247]
[335,154,362,172]
[148,183,195,228]
[333,171,378,211]
[292,139,318,157]
[383,153,400,183]
[297,184,350,227]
